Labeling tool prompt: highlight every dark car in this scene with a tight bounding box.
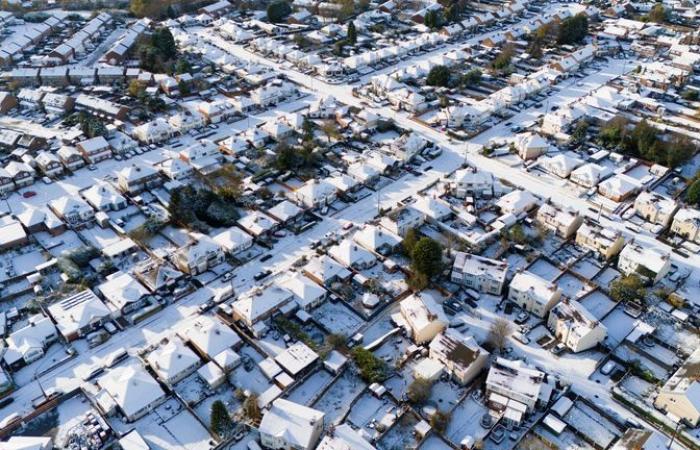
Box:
[260,254,273,262]
[254,270,272,281]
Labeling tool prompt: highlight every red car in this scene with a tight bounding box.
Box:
[23,191,37,198]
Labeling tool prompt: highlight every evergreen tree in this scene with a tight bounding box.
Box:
[347,21,357,45]
[210,400,233,436]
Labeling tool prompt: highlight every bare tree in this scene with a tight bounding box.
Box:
[487,318,512,352]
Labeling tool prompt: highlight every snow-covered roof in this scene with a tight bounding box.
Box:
[259,399,324,449]
[98,362,166,420]
[47,289,110,338]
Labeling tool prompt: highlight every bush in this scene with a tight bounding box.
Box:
[609,274,646,304]
[169,185,240,231]
[407,377,432,404]
[351,347,388,383]
[430,410,450,433]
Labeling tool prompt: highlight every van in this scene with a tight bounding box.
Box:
[106,349,128,368]
[0,412,21,429]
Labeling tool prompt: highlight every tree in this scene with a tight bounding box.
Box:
[319,120,340,143]
[339,0,354,19]
[569,119,589,146]
[609,274,646,304]
[128,80,145,97]
[687,179,700,205]
[151,27,177,60]
[210,400,233,436]
[424,9,443,29]
[426,65,450,87]
[407,377,432,404]
[407,271,429,291]
[402,228,420,256]
[242,394,261,422]
[647,4,669,23]
[411,237,443,278]
[267,1,292,23]
[491,44,515,73]
[347,21,357,45]
[461,69,481,87]
[487,317,512,351]
[351,347,388,383]
[556,14,588,45]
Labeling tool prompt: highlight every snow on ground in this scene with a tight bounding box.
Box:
[285,369,333,406]
[311,370,366,426]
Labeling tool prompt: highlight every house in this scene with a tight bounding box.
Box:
[266,200,303,225]
[132,118,174,144]
[352,224,401,255]
[177,315,242,360]
[575,220,625,259]
[49,196,95,226]
[77,136,112,163]
[0,92,17,113]
[295,179,337,209]
[82,183,127,211]
[303,255,352,287]
[275,342,319,377]
[496,190,537,216]
[178,139,222,175]
[617,243,670,284]
[97,271,151,318]
[570,163,612,188]
[57,146,86,171]
[278,273,327,310]
[634,191,678,226]
[2,437,53,450]
[451,252,508,295]
[515,133,548,160]
[173,234,225,275]
[97,363,167,422]
[547,299,607,353]
[508,271,561,318]
[0,219,29,250]
[117,164,162,195]
[380,205,424,236]
[328,239,377,270]
[317,423,376,450]
[169,110,206,134]
[146,339,200,387]
[485,358,553,412]
[671,208,700,243]
[75,94,128,120]
[237,211,280,238]
[535,202,583,239]
[232,284,295,330]
[429,328,489,385]
[133,259,186,294]
[47,289,111,341]
[598,174,640,202]
[540,154,584,178]
[34,151,63,178]
[212,227,254,256]
[259,399,324,450]
[654,348,700,427]
[198,99,236,123]
[5,161,34,188]
[0,167,14,194]
[397,292,448,344]
[412,195,452,223]
[2,315,58,369]
[449,168,494,198]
